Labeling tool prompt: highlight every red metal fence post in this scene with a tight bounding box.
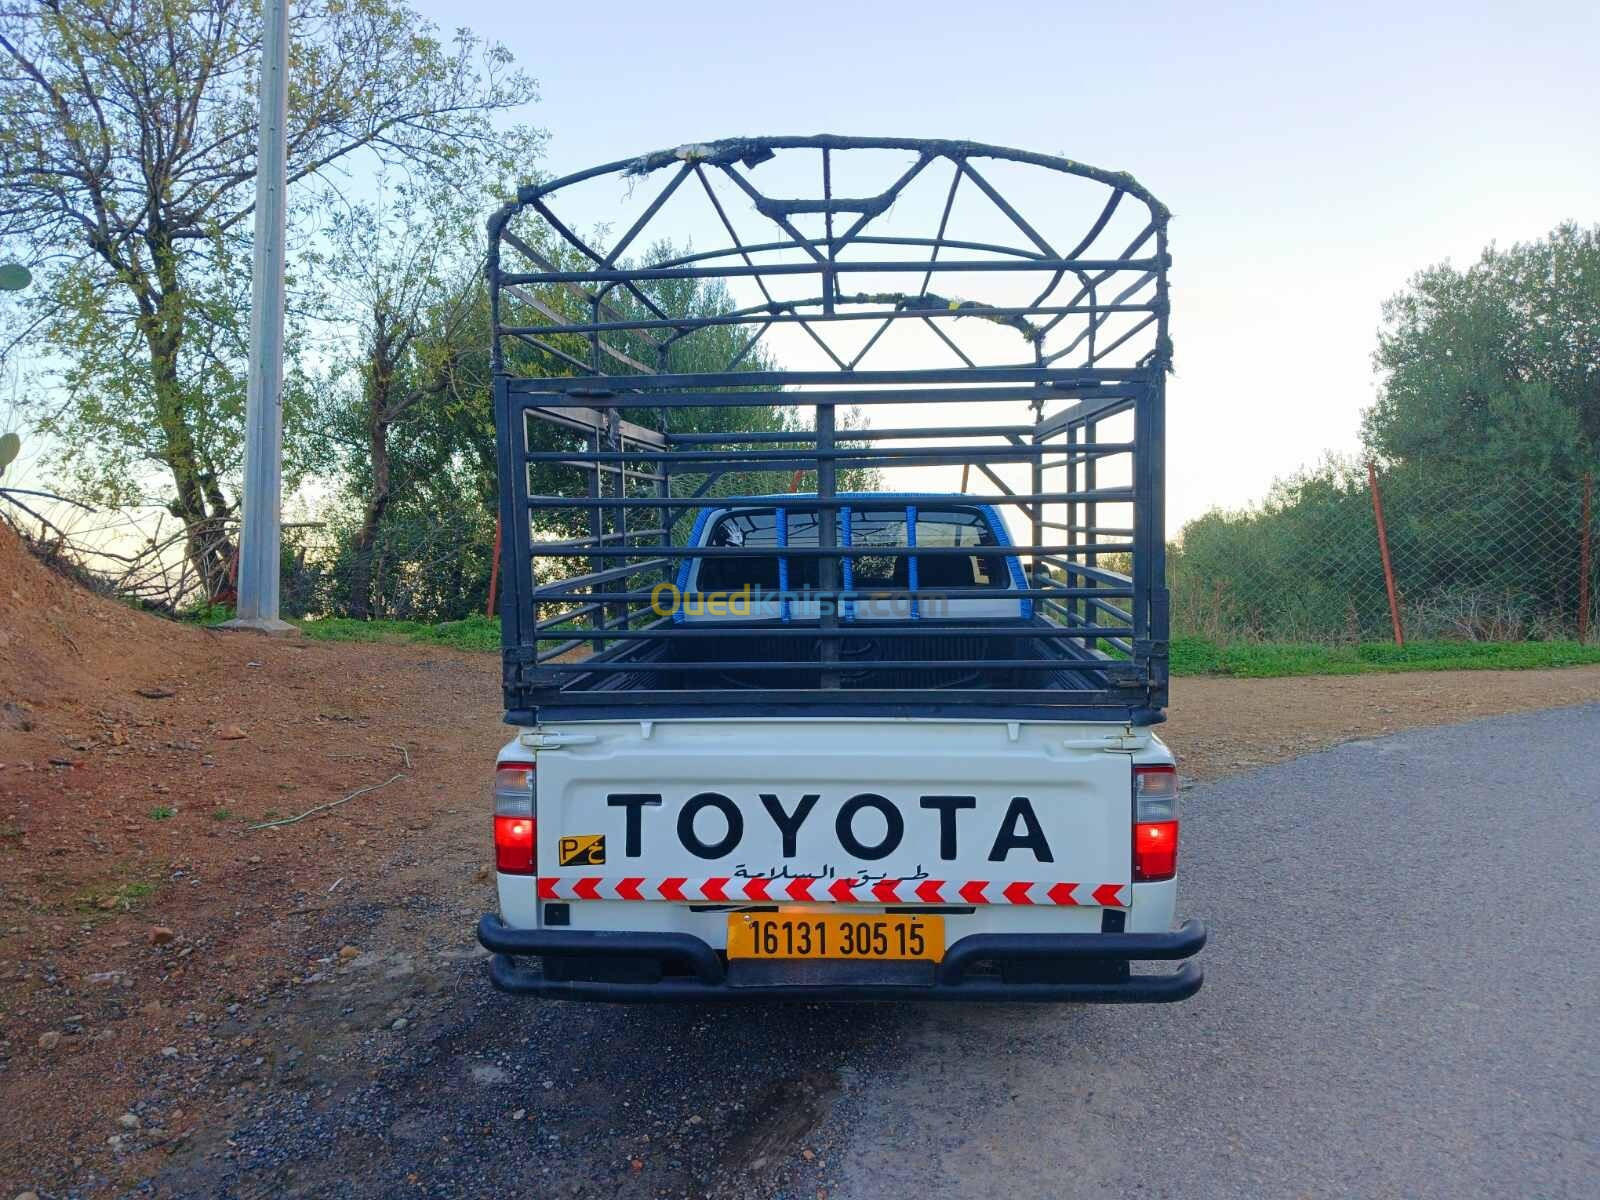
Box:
[485,515,502,621]
[1580,472,1593,645]
[1367,461,1405,647]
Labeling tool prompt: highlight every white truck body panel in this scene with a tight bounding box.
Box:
[496,718,1178,946]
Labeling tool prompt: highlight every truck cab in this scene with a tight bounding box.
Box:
[672,495,1031,622]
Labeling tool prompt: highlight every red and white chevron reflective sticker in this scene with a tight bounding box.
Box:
[533,876,1130,907]
[1090,882,1128,908]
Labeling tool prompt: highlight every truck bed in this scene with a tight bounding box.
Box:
[555,620,1123,695]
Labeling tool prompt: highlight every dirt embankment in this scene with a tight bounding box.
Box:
[3,521,1600,1195]
[1,526,506,1192]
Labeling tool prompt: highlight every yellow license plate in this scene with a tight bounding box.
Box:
[727,912,944,961]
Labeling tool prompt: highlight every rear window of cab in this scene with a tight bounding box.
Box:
[695,506,1012,592]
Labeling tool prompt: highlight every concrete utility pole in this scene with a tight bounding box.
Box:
[225,0,294,632]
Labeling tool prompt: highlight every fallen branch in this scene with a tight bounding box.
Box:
[247,773,407,830]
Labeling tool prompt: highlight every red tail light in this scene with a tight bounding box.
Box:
[494,814,536,874]
[493,762,536,876]
[1133,764,1180,882]
[1134,819,1178,881]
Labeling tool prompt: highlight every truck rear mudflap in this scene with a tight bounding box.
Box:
[476,914,1205,1003]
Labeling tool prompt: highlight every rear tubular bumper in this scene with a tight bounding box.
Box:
[476,914,1206,1003]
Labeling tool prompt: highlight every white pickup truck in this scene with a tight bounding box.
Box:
[475,134,1202,1001]
[478,498,1204,1001]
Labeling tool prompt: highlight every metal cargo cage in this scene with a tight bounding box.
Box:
[487,135,1171,724]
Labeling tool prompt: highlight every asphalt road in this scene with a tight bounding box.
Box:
[825,703,1600,1199]
[153,705,1600,1199]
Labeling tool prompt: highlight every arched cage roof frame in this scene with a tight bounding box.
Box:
[487,135,1172,389]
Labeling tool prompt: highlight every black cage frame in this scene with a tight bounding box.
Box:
[488,135,1171,725]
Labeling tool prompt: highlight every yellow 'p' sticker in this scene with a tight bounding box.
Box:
[558,834,605,866]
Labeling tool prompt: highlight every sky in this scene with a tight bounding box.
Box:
[416,0,1600,528]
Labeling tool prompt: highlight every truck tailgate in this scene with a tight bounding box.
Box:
[529,719,1133,908]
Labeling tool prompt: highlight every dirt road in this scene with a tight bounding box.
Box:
[5,532,1600,1195]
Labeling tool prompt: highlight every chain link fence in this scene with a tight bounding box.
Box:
[1170,466,1597,644]
[9,464,1597,646]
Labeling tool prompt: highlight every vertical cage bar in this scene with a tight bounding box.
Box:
[587,422,605,654]
[1136,376,1168,705]
[606,410,625,645]
[816,400,840,687]
[1030,401,1044,593]
[1065,421,1080,628]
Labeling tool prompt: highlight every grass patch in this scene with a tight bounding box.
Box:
[292,614,501,652]
[1170,636,1600,679]
[148,805,176,821]
[183,604,501,652]
[201,605,1600,681]
[186,600,236,624]
[211,807,233,821]
[79,878,158,914]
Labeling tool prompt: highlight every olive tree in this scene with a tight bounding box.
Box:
[0,0,539,593]
[1365,222,1600,478]
[307,173,499,619]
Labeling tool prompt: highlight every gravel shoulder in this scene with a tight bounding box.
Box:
[1165,665,1600,780]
